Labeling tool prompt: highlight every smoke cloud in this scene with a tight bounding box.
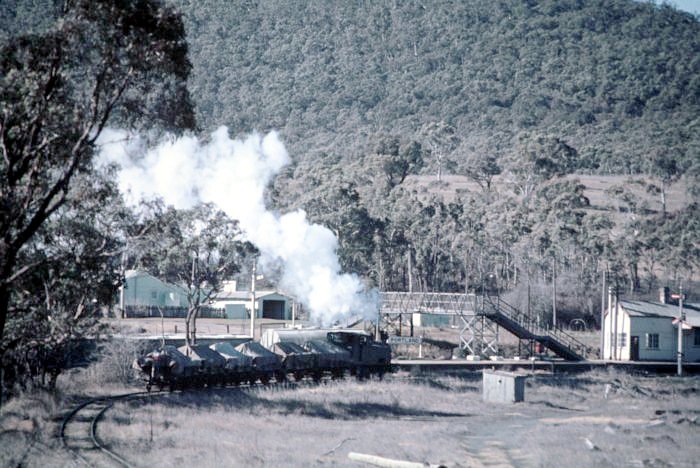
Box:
[97,126,377,325]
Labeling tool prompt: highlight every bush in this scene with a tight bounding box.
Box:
[80,338,147,387]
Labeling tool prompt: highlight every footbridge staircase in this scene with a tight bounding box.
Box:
[380,292,593,361]
[479,296,590,361]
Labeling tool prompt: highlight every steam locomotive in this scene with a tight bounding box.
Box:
[133,328,392,391]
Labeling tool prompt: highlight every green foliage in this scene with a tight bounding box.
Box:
[0,0,196,396]
[172,0,698,174]
[1,170,121,391]
[136,204,254,345]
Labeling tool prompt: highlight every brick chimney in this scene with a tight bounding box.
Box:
[659,287,670,304]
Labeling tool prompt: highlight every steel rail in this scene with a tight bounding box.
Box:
[60,372,404,465]
[61,391,159,467]
[90,401,135,467]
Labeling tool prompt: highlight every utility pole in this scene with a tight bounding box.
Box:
[600,269,606,360]
[676,285,685,377]
[250,257,257,339]
[552,256,557,328]
[190,253,198,346]
[119,251,126,319]
[407,247,413,293]
[612,286,619,360]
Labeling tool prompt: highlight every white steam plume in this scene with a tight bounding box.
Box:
[97,126,376,325]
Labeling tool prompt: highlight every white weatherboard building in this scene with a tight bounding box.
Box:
[209,283,292,320]
[604,289,700,361]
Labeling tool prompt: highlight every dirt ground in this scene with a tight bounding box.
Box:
[105,370,700,467]
[4,368,698,467]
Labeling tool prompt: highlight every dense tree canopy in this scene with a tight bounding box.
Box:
[0,0,195,393]
[173,0,699,176]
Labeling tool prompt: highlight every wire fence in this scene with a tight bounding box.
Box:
[124,305,226,319]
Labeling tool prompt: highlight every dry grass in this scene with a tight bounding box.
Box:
[93,369,700,467]
[2,364,699,467]
[403,174,689,214]
[0,388,68,467]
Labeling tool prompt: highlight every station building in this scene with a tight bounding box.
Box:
[604,288,700,361]
[209,281,293,320]
[119,272,293,320]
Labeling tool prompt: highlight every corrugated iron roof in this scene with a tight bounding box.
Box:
[214,290,284,300]
[620,300,700,327]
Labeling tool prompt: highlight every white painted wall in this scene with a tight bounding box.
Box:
[210,293,291,320]
[604,308,700,362]
[630,317,675,361]
[603,302,630,360]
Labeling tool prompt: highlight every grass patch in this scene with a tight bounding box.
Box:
[2,368,699,466]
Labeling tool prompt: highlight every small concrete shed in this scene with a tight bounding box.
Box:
[482,370,526,403]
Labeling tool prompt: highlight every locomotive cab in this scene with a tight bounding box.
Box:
[327,331,392,376]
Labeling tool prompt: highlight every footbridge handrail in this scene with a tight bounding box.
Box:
[482,296,594,359]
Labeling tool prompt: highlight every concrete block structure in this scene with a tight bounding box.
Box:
[482,370,526,403]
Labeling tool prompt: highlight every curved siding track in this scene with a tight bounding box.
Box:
[58,374,405,466]
[60,392,157,467]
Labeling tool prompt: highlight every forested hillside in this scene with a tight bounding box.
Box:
[1,0,698,329]
[167,0,700,325]
[176,0,699,175]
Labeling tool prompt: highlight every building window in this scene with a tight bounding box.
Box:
[646,333,659,349]
[151,291,157,299]
[694,329,700,347]
[618,333,627,347]
[610,332,627,348]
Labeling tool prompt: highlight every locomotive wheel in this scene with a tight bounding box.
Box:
[356,367,369,381]
[312,371,322,382]
[260,374,271,385]
[293,371,304,381]
[275,371,286,383]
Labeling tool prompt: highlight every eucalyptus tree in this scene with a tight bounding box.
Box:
[0,0,195,365]
[2,166,126,391]
[504,133,579,198]
[141,205,253,347]
[420,121,459,183]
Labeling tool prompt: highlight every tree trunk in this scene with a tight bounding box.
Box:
[0,284,9,356]
[661,187,667,216]
[0,284,9,405]
[463,253,470,294]
[185,313,191,348]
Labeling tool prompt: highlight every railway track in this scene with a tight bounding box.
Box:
[58,372,411,466]
[60,391,159,467]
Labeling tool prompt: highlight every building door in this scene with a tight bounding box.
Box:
[262,300,285,319]
[630,336,639,361]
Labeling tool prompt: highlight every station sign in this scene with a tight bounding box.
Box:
[387,335,423,345]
